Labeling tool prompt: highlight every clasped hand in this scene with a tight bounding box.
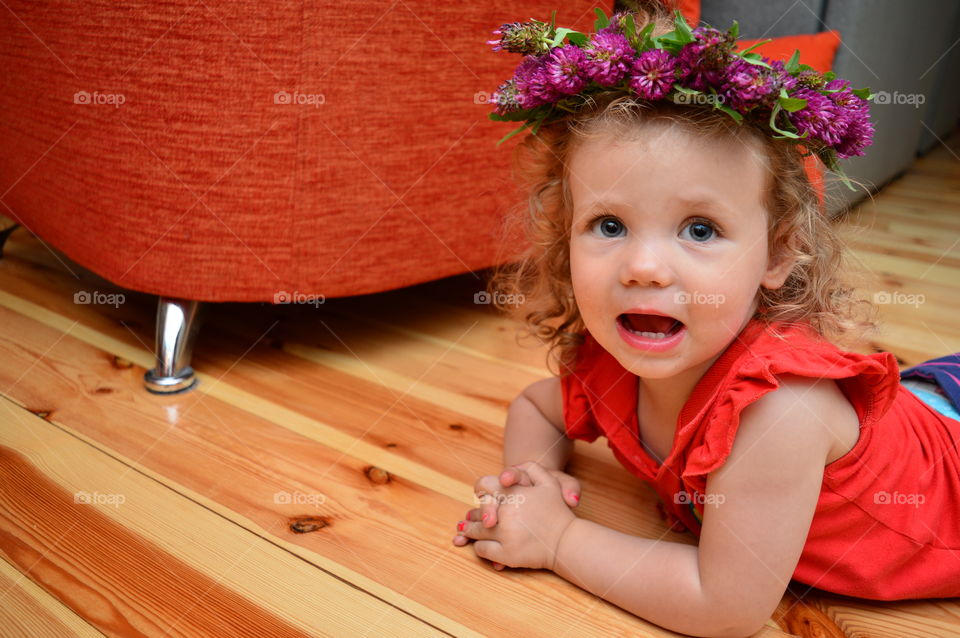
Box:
[451,461,581,571]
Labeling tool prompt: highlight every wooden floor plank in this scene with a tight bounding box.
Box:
[0,556,106,638]
[0,302,698,636]
[0,397,458,637]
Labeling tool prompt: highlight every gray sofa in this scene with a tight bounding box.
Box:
[619,0,960,215]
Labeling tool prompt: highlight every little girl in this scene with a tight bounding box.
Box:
[452,3,960,637]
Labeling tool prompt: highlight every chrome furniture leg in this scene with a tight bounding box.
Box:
[0,223,19,258]
[144,297,205,394]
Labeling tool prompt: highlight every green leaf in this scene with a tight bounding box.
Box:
[495,121,533,146]
[784,49,801,74]
[530,110,550,136]
[741,53,772,69]
[823,150,856,191]
[567,31,588,46]
[778,95,808,112]
[823,71,836,82]
[768,103,801,138]
[488,107,539,122]
[624,14,637,40]
[729,20,739,40]
[717,104,744,123]
[593,7,609,31]
[673,9,694,43]
[852,87,873,100]
[636,22,656,51]
[551,28,585,47]
[738,38,772,56]
[549,10,557,33]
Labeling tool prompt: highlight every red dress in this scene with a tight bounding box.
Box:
[561,317,960,600]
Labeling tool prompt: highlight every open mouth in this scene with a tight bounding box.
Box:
[617,313,684,339]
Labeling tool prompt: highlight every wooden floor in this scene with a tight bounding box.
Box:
[1,133,959,637]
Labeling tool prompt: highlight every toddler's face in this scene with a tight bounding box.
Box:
[567,122,791,381]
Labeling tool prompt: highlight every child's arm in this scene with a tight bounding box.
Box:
[550,375,843,637]
[503,376,573,471]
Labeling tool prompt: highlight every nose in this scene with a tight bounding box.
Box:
[619,236,676,288]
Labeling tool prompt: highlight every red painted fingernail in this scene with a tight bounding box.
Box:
[482,513,489,523]
[571,494,580,503]
[457,521,465,532]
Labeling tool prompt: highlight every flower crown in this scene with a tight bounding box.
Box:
[487,8,874,190]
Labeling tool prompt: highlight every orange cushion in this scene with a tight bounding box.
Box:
[737,30,841,73]
[738,30,843,209]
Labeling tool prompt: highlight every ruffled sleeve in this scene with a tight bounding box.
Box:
[681,327,902,481]
[560,335,605,443]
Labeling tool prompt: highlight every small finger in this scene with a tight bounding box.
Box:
[480,504,497,528]
[452,534,469,546]
[492,561,505,571]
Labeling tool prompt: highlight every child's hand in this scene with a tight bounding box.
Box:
[452,464,581,569]
[453,461,578,571]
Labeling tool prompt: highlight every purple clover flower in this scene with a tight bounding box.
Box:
[721,58,778,111]
[629,49,677,100]
[543,44,589,95]
[824,79,874,157]
[584,31,635,86]
[512,55,559,108]
[788,87,848,147]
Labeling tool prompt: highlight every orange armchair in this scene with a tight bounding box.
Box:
[0,1,605,392]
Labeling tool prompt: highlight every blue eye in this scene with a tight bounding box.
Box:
[682,220,718,242]
[590,216,625,238]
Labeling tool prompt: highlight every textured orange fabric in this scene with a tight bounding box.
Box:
[738,30,842,74]
[562,318,960,600]
[0,1,607,302]
[738,30,843,210]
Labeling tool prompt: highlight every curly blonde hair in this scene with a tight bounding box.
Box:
[485,6,879,377]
